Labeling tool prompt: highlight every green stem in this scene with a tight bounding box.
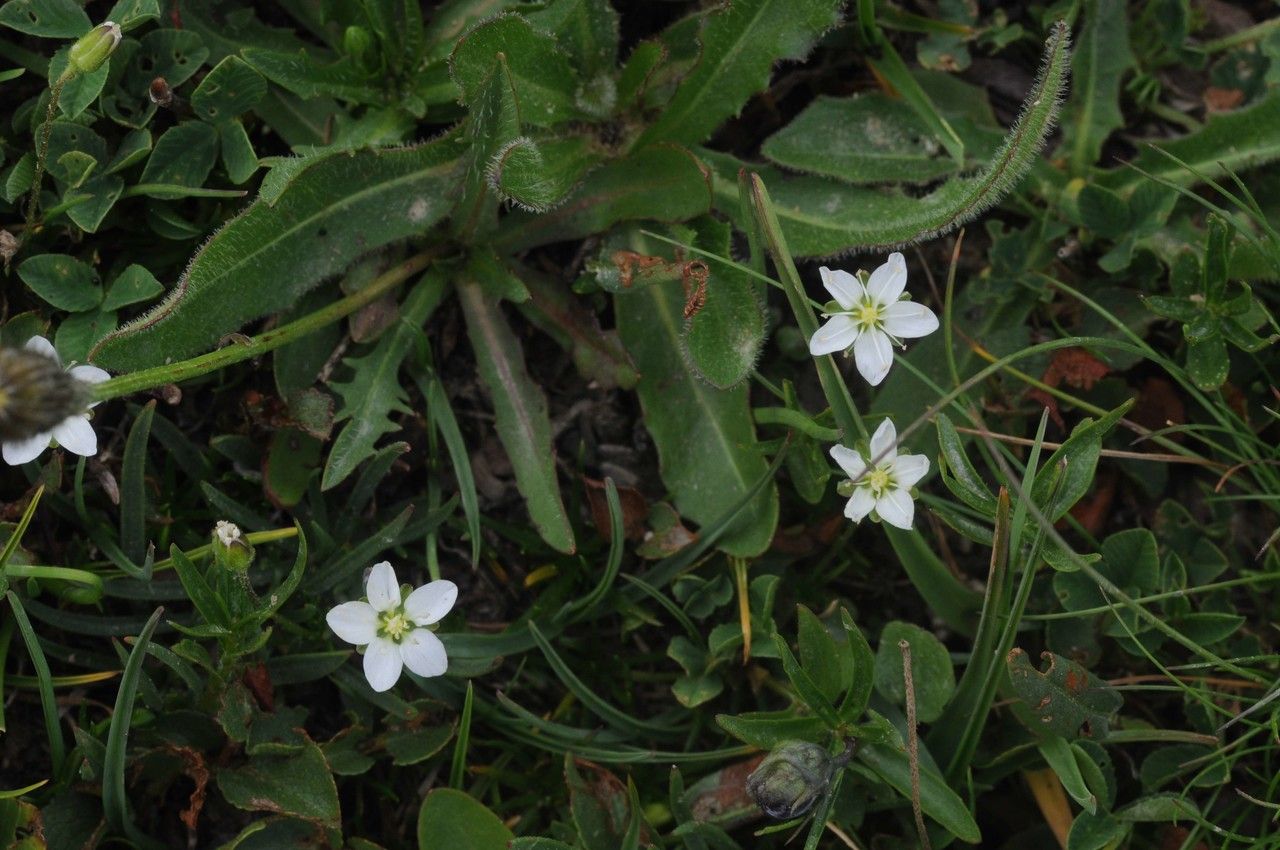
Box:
[746,173,867,440]
[102,526,298,578]
[26,69,75,234]
[1198,17,1280,53]
[91,252,435,401]
[1025,573,1280,620]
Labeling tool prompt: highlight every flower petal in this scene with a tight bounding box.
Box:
[882,301,939,339]
[844,487,876,522]
[892,453,930,489]
[853,329,893,386]
[404,580,457,626]
[365,561,400,613]
[866,253,907,305]
[809,315,857,356]
[326,601,379,645]
[23,336,59,364]
[869,418,897,465]
[2,433,51,466]
[400,628,448,678]
[876,489,916,530]
[819,267,864,311]
[829,445,866,480]
[69,364,111,385]
[363,637,403,692]
[52,416,97,457]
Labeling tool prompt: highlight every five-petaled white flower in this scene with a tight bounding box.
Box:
[326,561,457,692]
[2,336,110,466]
[831,419,929,530]
[808,253,940,386]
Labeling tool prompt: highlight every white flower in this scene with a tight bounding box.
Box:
[326,561,457,692]
[2,336,110,466]
[808,253,940,386]
[830,419,929,530]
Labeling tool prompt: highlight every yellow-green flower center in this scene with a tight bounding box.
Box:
[866,467,893,496]
[380,610,411,640]
[854,301,881,328]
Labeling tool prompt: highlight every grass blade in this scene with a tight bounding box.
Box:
[102,606,164,849]
[5,592,65,774]
[120,400,156,564]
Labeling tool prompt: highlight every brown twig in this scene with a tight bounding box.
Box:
[900,639,931,850]
[949,424,1227,468]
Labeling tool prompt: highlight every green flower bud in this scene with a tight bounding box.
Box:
[343,26,375,66]
[68,22,122,75]
[212,520,255,573]
[745,741,833,820]
[0,345,88,443]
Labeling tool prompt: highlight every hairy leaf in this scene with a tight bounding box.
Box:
[449,13,580,127]
[705,22,1071,256]
[762,93,959,185]
[1101,90,1280,191]
[495,144,711,252]
[92,140,461,370]
[639,0,843,146]
[682,218,766,389]
[488,136,600,212]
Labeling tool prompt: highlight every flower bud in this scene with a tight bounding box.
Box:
[745,741,833,820]
[0,345,88,443]
[68,22,122,75]
[212,521,255,573]
[343,26,375,67]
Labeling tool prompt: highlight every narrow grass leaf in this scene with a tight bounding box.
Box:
[102,607,164,848]
[119,400,155,564]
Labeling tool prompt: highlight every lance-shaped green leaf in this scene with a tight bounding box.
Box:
[458,272,575,554]
[703,21,1071,256]
[454,50,522,236]
[616,277,778,558]
[322,273,448,491]
[716,712,828,748]
[450,12,580,127]
[1064,0,1134,174]
[1006,649,1123,740]
[762,93,960,185]
[513,263,639,389]
[91,139,461,370]
[638,0,843,147]
[857,743,982,844]
[240,48,384,103]
[526,0,620,79]
[494,144,711,252]
[1030,399,1132,521]
[1101,90,1280,191]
